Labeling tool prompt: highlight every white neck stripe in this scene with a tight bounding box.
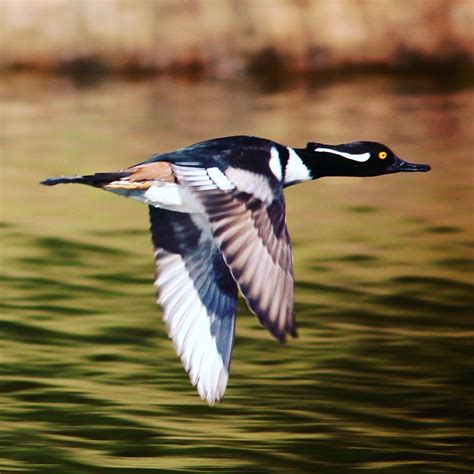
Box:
[284,147,311,185]
[269,146,282,181]
[315,147,371,162]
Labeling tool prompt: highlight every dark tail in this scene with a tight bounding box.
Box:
[40,172,130,187]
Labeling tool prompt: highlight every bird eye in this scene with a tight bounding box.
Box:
[378,151,387,160]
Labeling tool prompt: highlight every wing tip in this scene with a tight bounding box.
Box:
[249,305,297,343]
[265,319,298,344]
[195,367,229,406]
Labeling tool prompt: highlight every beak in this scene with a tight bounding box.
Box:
[386,156,431,173]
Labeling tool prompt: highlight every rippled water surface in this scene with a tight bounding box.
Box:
[1,74,473,473]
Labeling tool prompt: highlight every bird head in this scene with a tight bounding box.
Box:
[301,141,431,179]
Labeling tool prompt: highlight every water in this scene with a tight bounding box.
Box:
[1,74,473,473]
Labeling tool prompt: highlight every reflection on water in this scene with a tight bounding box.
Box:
[1,74,473,473]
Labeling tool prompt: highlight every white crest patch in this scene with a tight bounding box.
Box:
[269,147,282,181]
[315,147,371,162]
[284,147,311,185]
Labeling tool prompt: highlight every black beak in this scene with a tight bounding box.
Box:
[386,157,431,173]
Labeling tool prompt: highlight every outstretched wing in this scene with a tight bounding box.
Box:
[172,164,296,342]
[149,206,238,404]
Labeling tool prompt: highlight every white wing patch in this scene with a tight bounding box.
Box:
[315,147,371,162]
[155,250,228,404]
[284,147,312,185]
[174,164,274,204]
[172,165,218,191]
[269,147,282,181]
[225,167,274,203]
[173,164,236,192]
[207,167,235,190]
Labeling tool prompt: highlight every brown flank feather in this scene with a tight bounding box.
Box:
[128,162,175,183]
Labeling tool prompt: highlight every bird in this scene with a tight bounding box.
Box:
[41,135,431,404]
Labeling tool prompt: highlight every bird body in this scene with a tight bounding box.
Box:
[42,135,430,404]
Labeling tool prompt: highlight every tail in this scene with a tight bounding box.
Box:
[40,172,130,187]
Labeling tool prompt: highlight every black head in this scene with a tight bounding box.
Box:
[300,141,431,179]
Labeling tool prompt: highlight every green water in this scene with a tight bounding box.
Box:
[1,74,473,473]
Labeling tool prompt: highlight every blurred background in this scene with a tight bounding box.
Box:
[1,1,473,473]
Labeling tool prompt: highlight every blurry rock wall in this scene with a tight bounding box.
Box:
[1,0,473,76]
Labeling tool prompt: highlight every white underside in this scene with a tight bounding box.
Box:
[109,182,203,213]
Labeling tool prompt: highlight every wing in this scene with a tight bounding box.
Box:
[149,206,238,404]
[173,164,296,342]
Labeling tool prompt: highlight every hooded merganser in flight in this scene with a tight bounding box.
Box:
[42,135,430,404]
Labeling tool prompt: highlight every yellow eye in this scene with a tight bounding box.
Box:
[378,151,387,160]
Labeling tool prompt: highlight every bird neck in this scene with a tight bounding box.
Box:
[292,145,367,181]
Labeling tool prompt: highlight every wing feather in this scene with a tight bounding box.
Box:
[149,207,238,404]
[173,165,297,341]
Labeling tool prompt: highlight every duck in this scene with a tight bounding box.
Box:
[41,135,431,404]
